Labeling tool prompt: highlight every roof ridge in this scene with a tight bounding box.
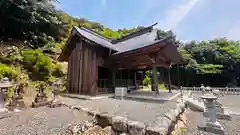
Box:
[76,26,113,42]
[112,22,158,44]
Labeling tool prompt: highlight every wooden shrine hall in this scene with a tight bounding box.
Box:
[58,23,184,96]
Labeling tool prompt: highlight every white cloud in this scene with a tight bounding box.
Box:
[157,0,200,31]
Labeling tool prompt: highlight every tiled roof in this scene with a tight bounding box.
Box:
[69,23,176,56]
[73,26,119,51]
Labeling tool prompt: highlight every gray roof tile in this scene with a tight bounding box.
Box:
[73,25,174,54]
[74,26,119,51]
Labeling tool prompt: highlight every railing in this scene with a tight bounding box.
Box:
[181,86,240,95]
[115,79,134,87]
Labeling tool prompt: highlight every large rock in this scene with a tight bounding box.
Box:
[96,112,113,127]
[112,116,128,133]
[146,117,171,135]
[127,120,145,135]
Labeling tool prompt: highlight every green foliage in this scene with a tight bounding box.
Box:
[0,63,18,80]
[52,62,66,77]
[159,83,167,90]
[0,0,67,47]
[198,64,223,74]
[143,76,151,86]
[22,49,53,79]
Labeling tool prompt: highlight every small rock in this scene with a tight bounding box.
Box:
[72,125,80,134]
[85,121,94,129]
[82,125,105,135]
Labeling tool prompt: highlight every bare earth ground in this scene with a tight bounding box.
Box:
[0,107,93,135]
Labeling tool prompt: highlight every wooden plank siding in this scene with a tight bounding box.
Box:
[67,39,107,95]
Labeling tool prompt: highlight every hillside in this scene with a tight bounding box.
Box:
[0,0,240,89]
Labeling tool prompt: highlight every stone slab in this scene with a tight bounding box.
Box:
[32,100,50,108]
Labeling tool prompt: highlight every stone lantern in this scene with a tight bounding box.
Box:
[205,86,211,93]
[50,78,64,108]
[32,83,49,108]
[2,77,9,83]
[198,93,224,135]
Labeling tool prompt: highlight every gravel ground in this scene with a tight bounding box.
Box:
[62,97,178,125]
[183,109,240,135]
[191,92,240,114]
[0,107,93,135]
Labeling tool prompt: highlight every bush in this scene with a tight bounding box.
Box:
[0,63,18,80]
[159,83,167,90]
[52,62,66,77]
[143,76,151,86]
[22,49,53,80]
[0,46,23,65]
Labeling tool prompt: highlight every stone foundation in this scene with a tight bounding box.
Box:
[60,102,186,135]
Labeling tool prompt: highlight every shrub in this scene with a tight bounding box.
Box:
[143,76,151,86]
[52,62,66,77]
[22,49,53,80]
[159,83,167,90]
[0,63,18,80]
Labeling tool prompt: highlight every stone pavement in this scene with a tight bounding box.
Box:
[61,97,178,124]
[60,96,186,135]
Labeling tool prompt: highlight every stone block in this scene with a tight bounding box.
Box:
[203,112,231,120]
[96,112,113,127]
[32,100,50,108]
[49,101,62,108]
[198,121,224,135]
[146,116,171,135]
[112,116,128,133]
[127,120,145,135]
[216,113,232,120]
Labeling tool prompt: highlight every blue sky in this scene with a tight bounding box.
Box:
[58,0,240,41]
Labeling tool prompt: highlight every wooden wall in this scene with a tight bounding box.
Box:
[67,39,108,96]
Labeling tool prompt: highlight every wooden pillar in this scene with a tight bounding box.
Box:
[168,67,172,93]
[112,70,116,92]
[152,66,159,94]
[177,64,180,85]
[134,71,137,87]
[128,70,130,86]
[67,59,71,93]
